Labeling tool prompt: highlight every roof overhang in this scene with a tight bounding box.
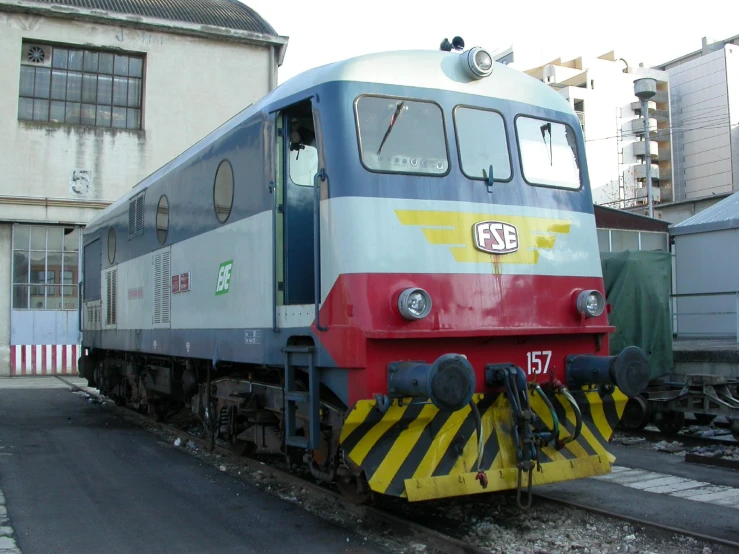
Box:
[0,0,289,63]
[594,204,670,233]
[670,219,739,237]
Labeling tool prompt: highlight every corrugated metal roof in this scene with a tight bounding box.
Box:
[670,191,739,236]
[23,0,277,35]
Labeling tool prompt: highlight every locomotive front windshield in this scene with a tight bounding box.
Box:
[355,96,449,175]
[453,107,511,181]
[516,116,581,189]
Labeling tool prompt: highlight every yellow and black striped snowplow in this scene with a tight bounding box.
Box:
[339,386,627,503]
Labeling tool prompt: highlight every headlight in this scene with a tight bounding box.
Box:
[576,290,605,318]
[398,288,432,320]
[462,47,494,79]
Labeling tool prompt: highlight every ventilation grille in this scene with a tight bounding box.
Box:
[21,43,52,67]
[129,192,145,238]
[105,269,117,326]
[84,302,102,330]
[153,250,171,325]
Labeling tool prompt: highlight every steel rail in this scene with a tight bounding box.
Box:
[533,492,739,551]
[616,427,738,448]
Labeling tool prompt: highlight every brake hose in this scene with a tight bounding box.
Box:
[558,387,583,446]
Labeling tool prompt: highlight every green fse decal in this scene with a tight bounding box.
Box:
[215,260,233,295]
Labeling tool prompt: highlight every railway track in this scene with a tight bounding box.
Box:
[614,426,738,449]
[57,376,739,554]
[533,493,739,552]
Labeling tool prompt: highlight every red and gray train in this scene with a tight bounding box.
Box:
[79,44,650,506]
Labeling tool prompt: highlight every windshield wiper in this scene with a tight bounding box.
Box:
[540,122,553,166]
[376,101,405,156]
[482,164,494,194]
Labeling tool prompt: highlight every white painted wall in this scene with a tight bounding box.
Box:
[0,10,273,224]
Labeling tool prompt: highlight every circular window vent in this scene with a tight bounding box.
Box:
[27,46,46,64]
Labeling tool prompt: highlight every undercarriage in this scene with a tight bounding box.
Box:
[79,348,372,503]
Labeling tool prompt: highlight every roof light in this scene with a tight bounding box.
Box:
[462,47,493,79]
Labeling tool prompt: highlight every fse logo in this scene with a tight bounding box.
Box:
[215,260,233,295]
[473,221,519,254]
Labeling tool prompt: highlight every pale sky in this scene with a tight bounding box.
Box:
[243,0,738,85]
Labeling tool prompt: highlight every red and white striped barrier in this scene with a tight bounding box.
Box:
[10,345,81,376]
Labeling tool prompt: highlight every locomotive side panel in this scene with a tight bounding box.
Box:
[82,113,276,349]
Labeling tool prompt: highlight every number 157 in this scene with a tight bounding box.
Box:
[527,351,552,375]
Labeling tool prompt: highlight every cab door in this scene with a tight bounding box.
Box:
[274,99,320,309]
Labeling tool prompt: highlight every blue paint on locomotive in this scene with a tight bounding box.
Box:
[84,114,272,276]
[83,80,593,275]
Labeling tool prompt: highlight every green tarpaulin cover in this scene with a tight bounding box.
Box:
[600,250,673,378]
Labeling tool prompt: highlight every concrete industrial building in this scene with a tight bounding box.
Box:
[0,0,287,376]
[652,35,739,224]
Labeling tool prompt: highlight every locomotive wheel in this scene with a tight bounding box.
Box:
[654,410,685,435]
[336,474,372,505]
[620,395,650,430]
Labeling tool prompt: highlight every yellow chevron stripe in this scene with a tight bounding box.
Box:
[369,403,438,494]
[395,210,572,265]
[569,408,609,458]
[584,390,616,442]
[490,404,517,471]
[613,388,629,418]
[449,404,497,474]
[412,404,470,479]
[340,401,375,442]
[345,403,410,466]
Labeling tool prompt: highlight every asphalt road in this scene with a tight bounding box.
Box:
[0,380,385,554]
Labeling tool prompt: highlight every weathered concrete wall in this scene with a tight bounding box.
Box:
[0,11,272,223]
[0,9,275,376]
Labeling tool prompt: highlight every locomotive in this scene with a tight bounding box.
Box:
[79,44,650,507]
